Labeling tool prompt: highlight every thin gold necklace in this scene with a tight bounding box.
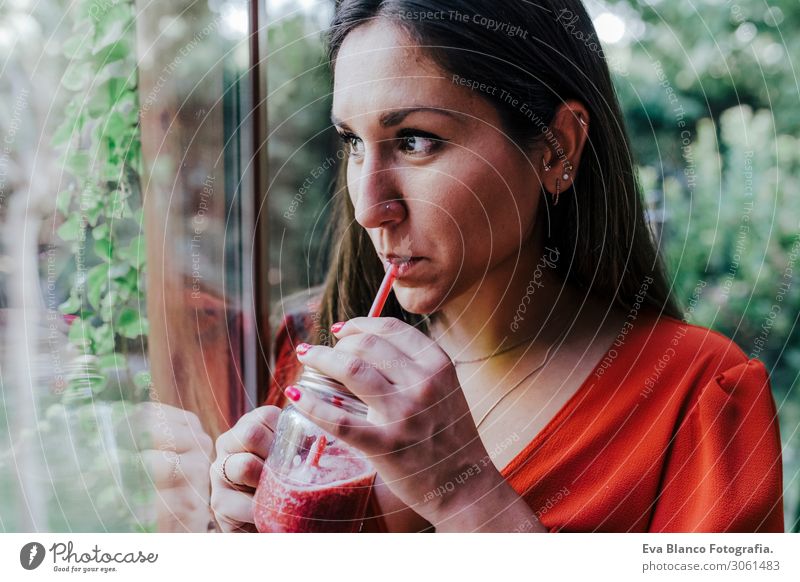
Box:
[474,326,570,430]
[453,328,549,365]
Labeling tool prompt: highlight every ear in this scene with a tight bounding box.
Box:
[538,100,590,197]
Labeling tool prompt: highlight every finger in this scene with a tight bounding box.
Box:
[331,332,421,388]
[210,487,256,530]
[142,448,212,491]
[117,414,213,455]
[215,406,279,458]
[295,344,394,405]
[332,317,441,363]
[211,452,264,490]
[287,385,383,455]
[140,449,185,488]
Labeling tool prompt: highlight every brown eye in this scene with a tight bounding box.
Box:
[397,130,446,156]
[338,132,365,158]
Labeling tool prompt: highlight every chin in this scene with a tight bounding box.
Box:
[392,286,443,316]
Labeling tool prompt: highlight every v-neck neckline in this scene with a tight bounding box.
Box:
[499,312,651,476]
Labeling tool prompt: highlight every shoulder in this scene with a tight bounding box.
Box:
[635,310,764,388]
[600,309,772,412]
[639,318,782,532]
[646,312,750,364]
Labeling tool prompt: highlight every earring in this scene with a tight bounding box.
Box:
[554,160,573,206]
[542,156,552,172]
[562,159,573,182]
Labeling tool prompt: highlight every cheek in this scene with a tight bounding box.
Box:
[427,154,535,254]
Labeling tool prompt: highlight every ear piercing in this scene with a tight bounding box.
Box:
[550,159,573,207]
[561,159,574,182]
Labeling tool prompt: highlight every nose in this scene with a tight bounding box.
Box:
[352,157,407,229]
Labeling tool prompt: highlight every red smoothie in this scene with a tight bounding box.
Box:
[254,436,375,533]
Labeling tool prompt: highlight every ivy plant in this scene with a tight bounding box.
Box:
[52,0,150,400]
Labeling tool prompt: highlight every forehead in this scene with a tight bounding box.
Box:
[331,20,482,123]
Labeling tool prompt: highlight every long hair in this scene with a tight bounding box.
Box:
[310,0,682,345]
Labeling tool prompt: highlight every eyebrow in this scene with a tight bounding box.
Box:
[331,107,461,130]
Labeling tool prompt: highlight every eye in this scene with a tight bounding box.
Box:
[337,131,365,159]
[397,130,446,156]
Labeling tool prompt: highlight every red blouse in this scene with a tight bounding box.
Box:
[263,305,784,532]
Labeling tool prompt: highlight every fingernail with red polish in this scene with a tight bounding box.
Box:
[330,322,345,334]
[285,386,301,402]
[296,343,311,356]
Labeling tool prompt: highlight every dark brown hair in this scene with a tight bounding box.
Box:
[311,0,682,344]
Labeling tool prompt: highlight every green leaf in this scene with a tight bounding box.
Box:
[92,19,127,55]
[67,317,92,350]
[64,151,91,176]
[125,235,146,268]
[61,61,93,92]
[59,293,82,315]
[109,261,131,279]
[92,323,115,355]
[87,88,111,119]
[116,307,146,339]
[86,202,104,227]
[94,238,113,262]
[105,111,127,137]
[56,189,74,215]
[90,37,131,66]
[100,300,113,323]
[92,223,109,240]
[87,263,109,309]
[56,214,83,242]
[98,352,127,371]
[62,34,90,60]
[52,117,78,148]
[102,159,124,183]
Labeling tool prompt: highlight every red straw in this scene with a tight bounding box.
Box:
[368,263,398,317]
[306,434,328,468]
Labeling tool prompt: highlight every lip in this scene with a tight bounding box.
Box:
[381,255,426,278]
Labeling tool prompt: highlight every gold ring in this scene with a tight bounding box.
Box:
[221,453,244,488]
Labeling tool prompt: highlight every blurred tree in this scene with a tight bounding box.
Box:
[605,0,799,529]
[267,5,336,317]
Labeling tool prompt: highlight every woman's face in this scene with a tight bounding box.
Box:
[332,20,544,315]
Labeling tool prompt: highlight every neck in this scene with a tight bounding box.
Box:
[428,235,571,364]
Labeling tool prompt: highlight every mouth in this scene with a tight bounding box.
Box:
[380,254,426,278]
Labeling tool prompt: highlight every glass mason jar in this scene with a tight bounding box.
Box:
[253,367,376,533]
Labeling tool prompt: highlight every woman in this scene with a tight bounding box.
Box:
[210,0,783,532]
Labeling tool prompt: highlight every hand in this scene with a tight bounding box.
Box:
[209,406,280,533]
[290,317,503,528]
[121,402,214,532]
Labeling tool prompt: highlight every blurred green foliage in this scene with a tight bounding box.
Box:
[611,0,799,530]
[53,0,150,399]
[267,12,336,304]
